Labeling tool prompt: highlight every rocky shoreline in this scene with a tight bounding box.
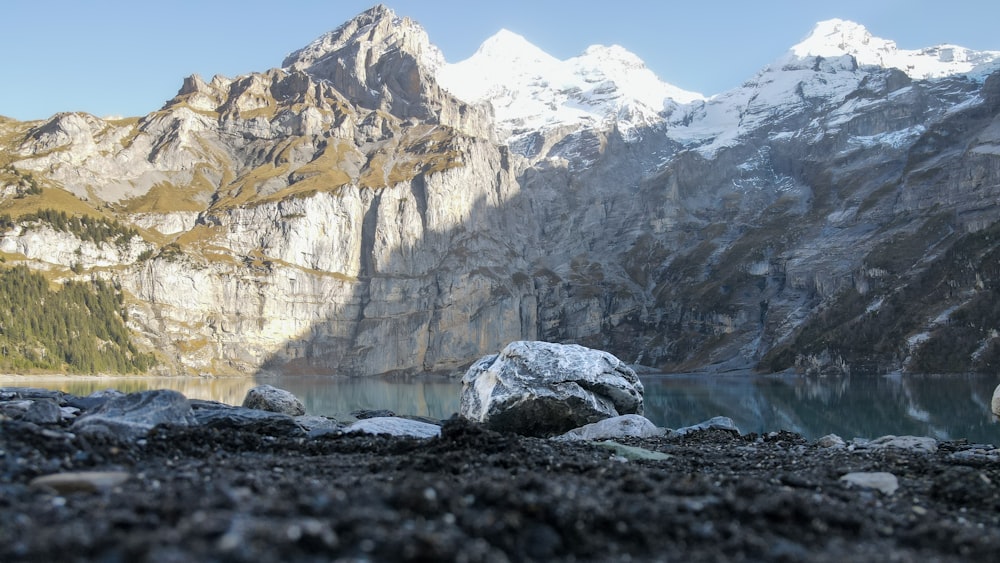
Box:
[1,383,999,562]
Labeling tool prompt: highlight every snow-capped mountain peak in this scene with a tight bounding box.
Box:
[473,29,558,65]
[436,31,703,143]
[791,18,1000,80]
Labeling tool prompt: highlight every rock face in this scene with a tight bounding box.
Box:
[2,7,1000,377]
[460,341,644,436]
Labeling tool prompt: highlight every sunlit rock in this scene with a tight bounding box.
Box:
[344,416,442,438]
[242,385,306,416]
[460,341,644,437]
[555,414,662,441]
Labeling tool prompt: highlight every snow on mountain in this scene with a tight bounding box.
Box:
[436,29,704,142]
[792,19,1000,80]
[666,19,1000,158]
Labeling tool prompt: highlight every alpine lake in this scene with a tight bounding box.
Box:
[3,371,999,445]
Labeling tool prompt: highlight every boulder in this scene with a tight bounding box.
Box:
[71,390,196,440]
[556,414,663,441]
[992,383,1000,416]
[460,341,644,437]
[242,384,306,416]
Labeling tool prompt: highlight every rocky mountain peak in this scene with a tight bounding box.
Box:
[279,4,449,123]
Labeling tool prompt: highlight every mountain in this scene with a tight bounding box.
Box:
[1,5,1000,377]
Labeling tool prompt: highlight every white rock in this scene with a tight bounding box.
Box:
[344,417,441,438]
[840,472,899,495]
[460,341,644,436]
[556,414,663,441]
[816,434,846,448]
[864,435,937,454]
[992,384,1000,416]
[242,385,305,416]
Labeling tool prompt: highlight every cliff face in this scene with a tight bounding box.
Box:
[2,7,1000,376]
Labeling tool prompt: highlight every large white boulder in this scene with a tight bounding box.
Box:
[992,384,1000,417]
[460,341,644,436]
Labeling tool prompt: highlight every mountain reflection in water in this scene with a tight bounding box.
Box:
[3,372,998,444]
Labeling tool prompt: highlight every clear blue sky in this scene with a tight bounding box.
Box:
[3,0,997,121]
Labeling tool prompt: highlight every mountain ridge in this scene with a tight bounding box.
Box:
[0,5,999,377]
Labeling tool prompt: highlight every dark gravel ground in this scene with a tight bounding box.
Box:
[2,415,999,562]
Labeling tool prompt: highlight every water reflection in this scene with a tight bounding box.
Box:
[641,372,1000,444]
[3,372,999,444]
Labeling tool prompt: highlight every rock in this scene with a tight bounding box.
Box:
[992,384,1000,416]
[190,400,302,436]
[344,417,441,439]
[556,414,663,441]
[673,416,741,437]
[351,409,396,420]
[242,385,306,416]
[593,441,671,461]
[64,389,126,412]
[460,341,644,437]
[295,415,345,438]
[816,434,846,448]
[864,435,938,454]
[71,390,196,441]
[30,471,131,494]
[840,472,899,495]
[20,399,63,424]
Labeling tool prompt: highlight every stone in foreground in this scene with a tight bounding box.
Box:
[556,414,663,441]
[460,341,644,437]
[840,472,899,495]
[242,384,306,416]
[71,390,196,440]
[345,417,441,438]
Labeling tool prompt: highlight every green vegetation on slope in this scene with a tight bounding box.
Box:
[0,265,155,373]
[0,209,140,246]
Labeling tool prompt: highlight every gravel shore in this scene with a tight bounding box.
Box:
[3,396,1000,562]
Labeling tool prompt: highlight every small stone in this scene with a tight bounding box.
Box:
[673,416,740,436]
[816,434,846,448]
[351,409,396,419]
[594,440,671,461]
[840,472,899,495]
[865,435,937,454]
[345,416,441,438]
[242,385,306,416]
[556,414,663,441]
[30,471,131,494]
